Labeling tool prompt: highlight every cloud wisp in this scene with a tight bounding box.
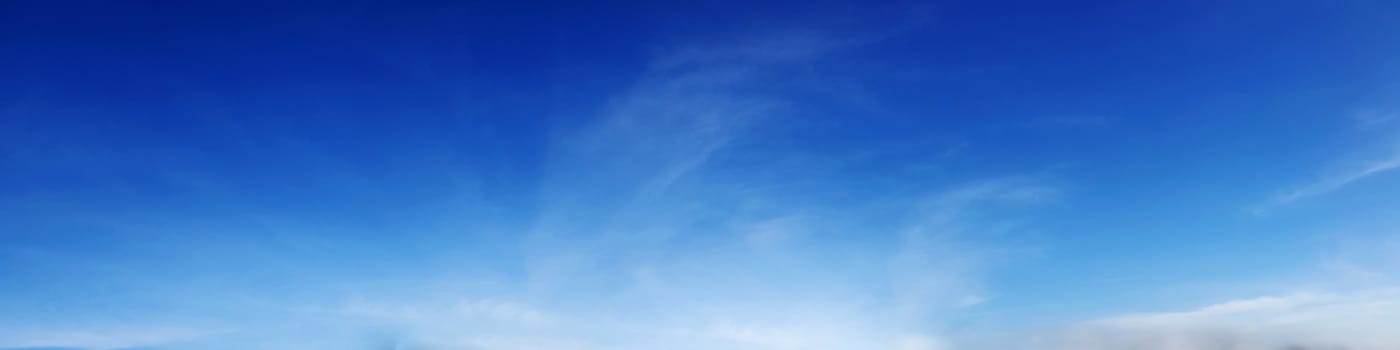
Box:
[1256,153,1400,212]
[1049,288,1400,350]
[400,35,1058,350]
[991,230,1400,350]
[0,31,1058,350]
[1253,117,1400,214]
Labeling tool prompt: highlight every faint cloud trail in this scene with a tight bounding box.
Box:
[293,33,1064,350]
[1047,288,1400,350]
[0,16,1060,350]
[1253,115,1400,214]
[1255,153,1400,213]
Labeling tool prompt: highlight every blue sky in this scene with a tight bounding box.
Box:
[2,1,1400,349]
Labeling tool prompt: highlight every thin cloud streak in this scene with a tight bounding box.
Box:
[1254,136,1400,214]
[1050,288,1400,350]
[1267,154,1400,207]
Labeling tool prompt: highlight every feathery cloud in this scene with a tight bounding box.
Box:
[1253,115,1400,213]
[1054,288,1400,350]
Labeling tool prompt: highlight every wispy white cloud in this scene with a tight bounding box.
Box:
[1353,110,1397,130]
[975,229,1400,350]
[520,29,1051,340]
[1253,117,1400,213]
[1256,153,1400,211]
[1317,233,1400,286]
[1,23,1056,350]
[0,325,224,350]
[182,175,1056,350]
[1049,288,1400,350]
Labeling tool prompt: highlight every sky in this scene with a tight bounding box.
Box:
[2,1,1400,349]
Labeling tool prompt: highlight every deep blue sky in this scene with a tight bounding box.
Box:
[3,1,1400,349]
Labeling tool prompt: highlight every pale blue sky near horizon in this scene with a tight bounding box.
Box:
[2,1,1400,349]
